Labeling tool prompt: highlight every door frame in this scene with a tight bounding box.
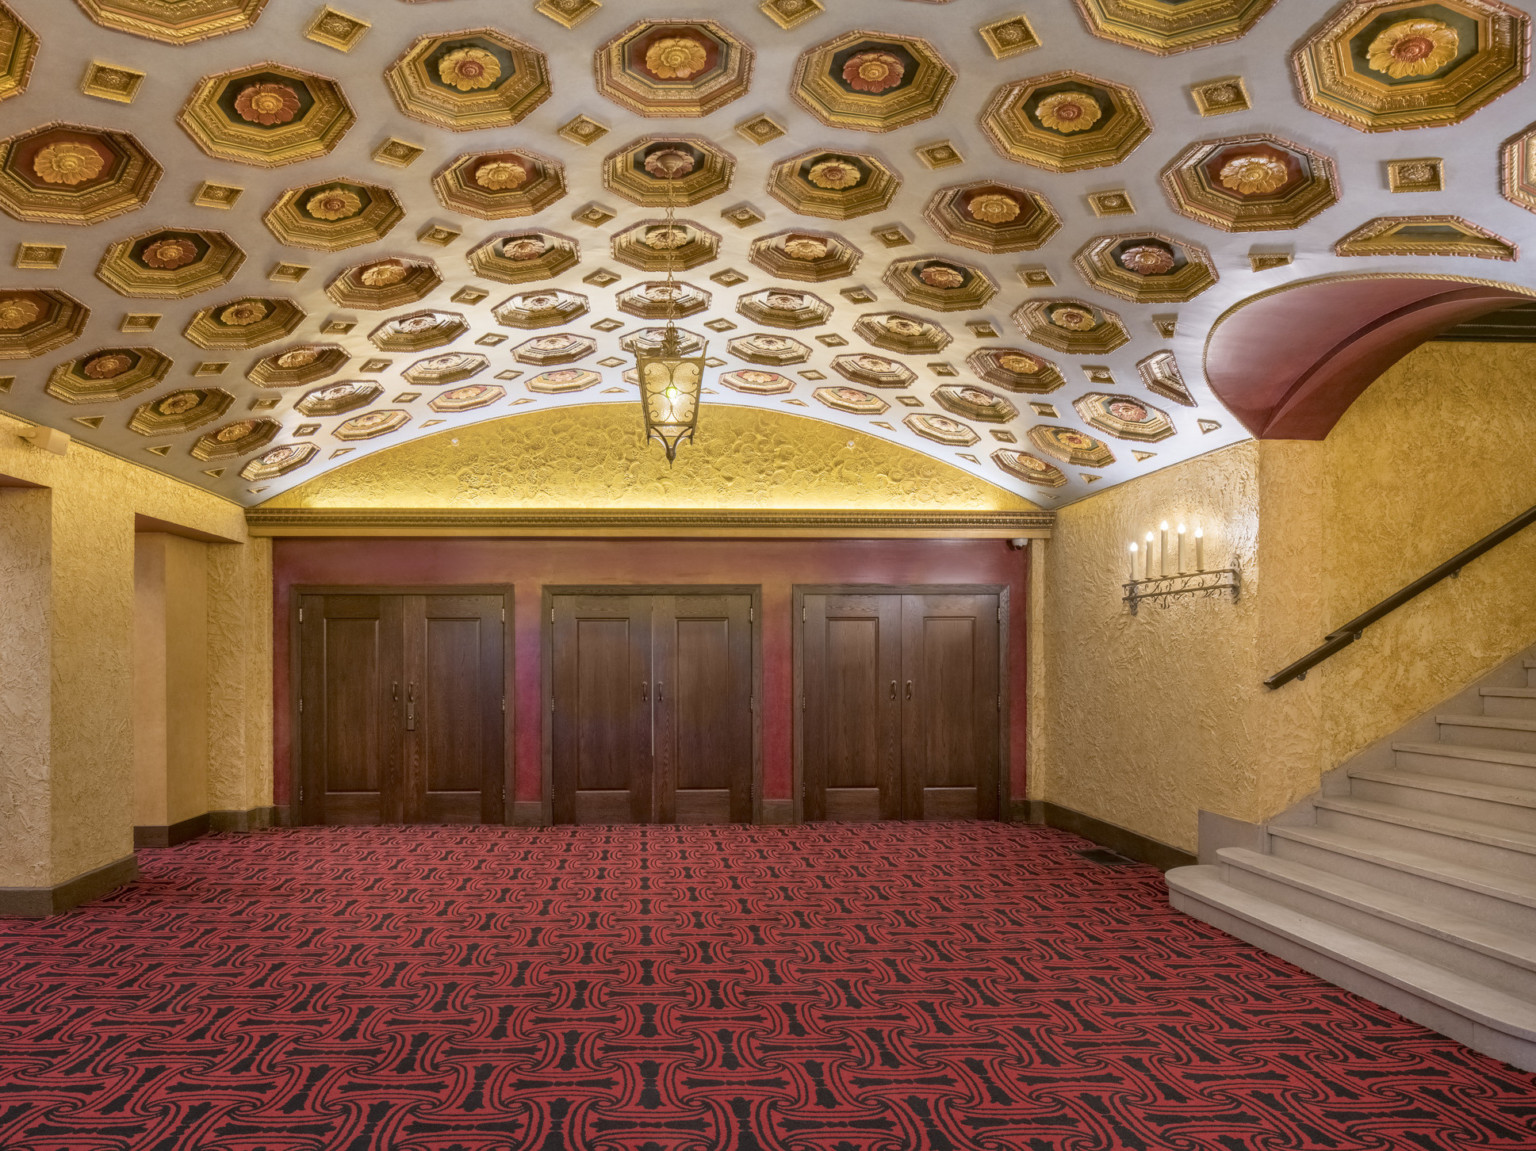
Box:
[791,583,1012,824]
[290,584,515,825]
[541,584,764,825]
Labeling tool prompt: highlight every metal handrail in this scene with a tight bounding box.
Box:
[1265,502,1536,690]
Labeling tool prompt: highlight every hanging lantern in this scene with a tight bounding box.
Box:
[639,323,705,462]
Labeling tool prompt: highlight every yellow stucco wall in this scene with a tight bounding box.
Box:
[0,413,271,886]
[1041,343,1536,853]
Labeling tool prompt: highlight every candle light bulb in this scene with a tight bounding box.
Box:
[1144,531,1154,579]
[1160,521,1169,531]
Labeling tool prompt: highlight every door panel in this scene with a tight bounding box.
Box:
[902,594,1000,821]
[552,596,653,824]
[802,594,901,822]
[410,595,504,824]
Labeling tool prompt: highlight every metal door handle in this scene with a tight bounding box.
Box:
[905,680,913,700]
[889,680,897,700]
[407,682,416,702]
[657,681,664,702]
[392,682,399,702]
[641,680,649,702]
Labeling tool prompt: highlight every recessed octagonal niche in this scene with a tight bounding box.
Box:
[611,219,719,271]
[1162,134,1340,232]
[494,289,589,329]
[815,385,889,416]
[75,0,267,45]
[247,344,347,387]
[45,346,170,403]
[1013,299,1129,354]
[791,29,955,132]
[433,149,566,220]
[617,281,710,319]
[934,384,1017,423]
[430,384,504,413]
[185,297,303,350]
[335,410,410,442]
[513,333,596,366]
[1075,0,1279,54]
[263,180,403,252]
[96,229,244,299]
[981,72,1151,173]
[737,288,833,329]
[0,5,37,105]
[1029,424,1115,468]
[595,20,753,118]
[906,413,979,447]
[923,181,1060,254]
[967,347,1065,394]
[883,256,997,312]
[720,369,793,395]
[994,449,1067,488]
[727,332,811,365]
[241,442,317,482]
[526,369,601,394]
[1073,233,1218,303]
[295,380,381,417]
[831,352,915,389]
[768,150,900,220]
[0,290,88,359]
[128,387,233,436]
[1074,392,1176,442]
[0,124,161,225]
[1293,0,1529,132]
[603,136,735,207]
[370,311,469,353]
[749,230,862,282]
[178,64,354,168]
[403,352,488,387]
[326,258,441,311]
[468,230,580,284]
[191,418,279,462]
[386,29,551,132]
[853,311,952,355]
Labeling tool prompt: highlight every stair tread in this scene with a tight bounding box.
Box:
[1218,848,1536,970]
[1481,687,1536,699]
[1314,796,1536,854]
[1349,768,1536,809]
[1438,713,1536,732]
[1169,865,1536,1040]
[1394,740,1536,768]
[1269,825,1536,910]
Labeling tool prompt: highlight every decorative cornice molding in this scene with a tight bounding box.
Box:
[244,507,1054,539]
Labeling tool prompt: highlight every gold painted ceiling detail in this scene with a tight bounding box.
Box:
[0,0,1527,510]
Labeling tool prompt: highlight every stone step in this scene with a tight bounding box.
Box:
[1438,713,1536,754]
[1393,741,1536,790]
[1167,864,1536,1073]
[1347,768,1536,834]
[1481,687,1536,720]
[1269,824,1536,936]
[1313,796,1536,879]
[1217,848,1536,999]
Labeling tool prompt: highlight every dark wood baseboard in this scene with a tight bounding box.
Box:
[512,801,545,827]
[759,798,794,826]
[0,854,139,918]
[208,807,278,834]
[1021,801,1196,872]
[134,813,211,849]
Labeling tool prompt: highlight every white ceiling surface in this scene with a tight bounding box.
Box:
[1,0,1533,509]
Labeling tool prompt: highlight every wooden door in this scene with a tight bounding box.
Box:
[298,594,404,825]
[551,595,654,825]
[405,594,505,824]
[298,591,505,826]
[801,593,902,822]
[654,594,754,824]
[550,592,754,824]
[900,593,1000,821]
[802,590,1002,821]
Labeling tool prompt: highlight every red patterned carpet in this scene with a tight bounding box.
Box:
[1,823,1533,1151]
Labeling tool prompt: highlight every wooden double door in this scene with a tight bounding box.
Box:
[802,589,1002,822]
[549,590,754,825]
[297,591,506,825]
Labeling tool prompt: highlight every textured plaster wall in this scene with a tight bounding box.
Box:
[0,412,263,885]
[133,537,169,829]
[0,488,53,889]
[207,538,273,816]
[1042,343,1536,853]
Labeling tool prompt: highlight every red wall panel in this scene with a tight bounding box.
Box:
[272,538,1029,813]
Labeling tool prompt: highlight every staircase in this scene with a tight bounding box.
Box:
[1168,654,1536,1072]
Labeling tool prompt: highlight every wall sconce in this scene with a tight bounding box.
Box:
[1124,520,1239,615]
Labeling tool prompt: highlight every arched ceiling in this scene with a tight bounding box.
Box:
[0,0,1532,509]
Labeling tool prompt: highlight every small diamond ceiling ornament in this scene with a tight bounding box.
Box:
[1293,0,1530,132]
[596,20,754,118]
[981,72,1152,174]
[1162,134,1340,232]
[386,29,552,132]
[75,0,268,45]
[178,64,355,168]
[791,30,956,133]
[1073,0,1279,55]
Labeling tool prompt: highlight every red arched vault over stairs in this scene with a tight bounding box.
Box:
[1204,275,1536,440]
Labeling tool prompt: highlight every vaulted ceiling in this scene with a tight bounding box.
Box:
[0,0,1531,508]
